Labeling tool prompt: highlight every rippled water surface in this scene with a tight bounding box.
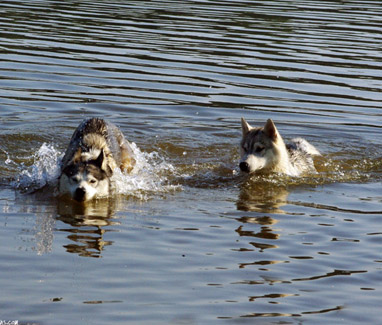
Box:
[1,1,382,324]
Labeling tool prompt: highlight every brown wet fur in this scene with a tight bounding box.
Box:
[61,118,135,175]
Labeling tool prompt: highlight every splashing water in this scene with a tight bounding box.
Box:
[112,142,181,200]
[13,143,62,193]
[13,142,180,198]
[11,140,381,198]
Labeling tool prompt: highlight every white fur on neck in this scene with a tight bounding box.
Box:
[266,137,299,176]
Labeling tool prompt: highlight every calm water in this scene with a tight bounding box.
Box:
[1,0,382,324]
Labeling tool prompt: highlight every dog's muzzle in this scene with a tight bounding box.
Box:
[239,162,250,173]
[74,187,86,202]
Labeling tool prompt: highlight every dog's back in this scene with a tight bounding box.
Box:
[287,138,320,174]
[61,118,134,173]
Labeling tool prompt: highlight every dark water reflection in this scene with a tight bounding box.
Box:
[237,179,290,213]
[56,199,120,257]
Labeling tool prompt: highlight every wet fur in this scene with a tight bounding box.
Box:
[240,118,320,176]
[59,118,135,202]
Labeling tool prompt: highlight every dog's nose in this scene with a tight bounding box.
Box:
[74,187,86,202]
[239,162,250,173]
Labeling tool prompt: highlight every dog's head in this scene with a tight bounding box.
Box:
[59,149,112,202]
[239,118,282,174]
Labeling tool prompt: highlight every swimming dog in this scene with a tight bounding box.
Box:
[59,118,135,202]
[240,118,320,176]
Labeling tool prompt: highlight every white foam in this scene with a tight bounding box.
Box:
[13,142,180,198]
[112,142,181,200]
[13,143,62,193]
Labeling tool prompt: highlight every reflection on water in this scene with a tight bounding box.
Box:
[57,197,118,220]
[292,269,367,283]
[34,211,55,255]
[56,198,120,258]
[239,304,345,318]
[12,192,56,255]
[236,216,280,252]
[14,191,122,258]
[237,178,289,213]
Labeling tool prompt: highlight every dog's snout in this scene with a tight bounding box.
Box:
[74,187,86,202]
[239,162,250,173]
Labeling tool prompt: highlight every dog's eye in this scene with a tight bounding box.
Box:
[255,146,264,153]
[89,179,97,184]
[71,176,80,183]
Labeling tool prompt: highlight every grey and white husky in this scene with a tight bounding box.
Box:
[240,118,321,176]
[59,118,135,202]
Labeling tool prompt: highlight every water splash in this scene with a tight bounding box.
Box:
[11,141,381,197]
[13,143,62,193]
[13,142,180,198]
[112,142,181,200]
[2,148,16,166]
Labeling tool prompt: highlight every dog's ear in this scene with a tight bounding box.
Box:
[241,117,252,136]
[264,119,278,140]
[72,148,82,163]
[94,149,105,169]
[93,149,113,176]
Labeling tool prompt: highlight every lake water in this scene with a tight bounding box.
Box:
[1,0,382,324]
